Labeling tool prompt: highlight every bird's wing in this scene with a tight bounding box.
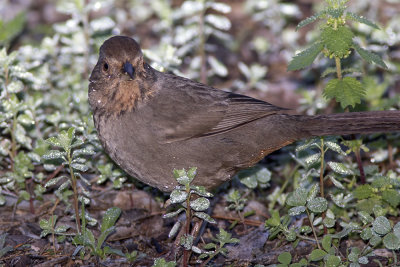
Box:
[148,74,287,143]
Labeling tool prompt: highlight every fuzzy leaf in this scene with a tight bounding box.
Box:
[286,188,308,207]
[287,42,323,71]
[372,216,391,235]
[354,184,374,200]
[323,77,365,109]
[321,25,354,58]
[42,150,65,161]
[307,197,328,213]
[170,190,188,204]
[296,10,326,30]
[310,249,327,261]
[325,141,346,155]
[346,12,379,29]
[327,161,353,175]
[353,42,387,69]
[383,233,400,250]
[190,197,210,211]
[278,252,292,264]
[193,212,216,224]
[288,206,306,216]
[382,189,400,208]
[101,207,121,233]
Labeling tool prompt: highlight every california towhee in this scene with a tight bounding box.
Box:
[89,36,400,192]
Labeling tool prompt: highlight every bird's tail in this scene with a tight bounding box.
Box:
[295,110,400,138]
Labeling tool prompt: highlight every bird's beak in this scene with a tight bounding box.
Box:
[123,62,135,80]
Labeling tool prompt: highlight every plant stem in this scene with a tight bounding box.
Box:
[183,186,192,267]
[307,209,321,250]
[335,56,342,80]
[319,138,325,198]
[10,112,18,171]
[67,151,81,233]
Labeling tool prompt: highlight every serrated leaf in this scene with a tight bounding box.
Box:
[296,10,326,30]
[353,42,387,69]
[307,197,328,213]
[327,162,353,175]
[323,77,365,109]
[321,25,354,58]
[354,184,374,199]
[287,42,323,71]
[346,12,379,29]
[372,216,391,235]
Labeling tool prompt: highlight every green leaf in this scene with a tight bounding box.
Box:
[321,25,354,58]
[346,12,379,29]
[265,210,281,227]
[353,42,387,69]
[327,162,353,175]
[307,197,328,213]
[322,235,332,251]
[278,252,292,264]
[101,207,121,233]
[325,255,341,267]
[163,208,185,218]
[287,42,323,71]
[152,257,176,267]
[190,197,210,211]
[193,212,216,224]
[361,227,373,240]
[353,184,374,200]
[383,233,400,250]
[310,249,327,261]
[286,188,308,207]
[325,141,346,156]
[170,190,188,204]
[323,77,365,109]
[0,12,26,45]
[372,216,391,235]
[288,206,306,216]
[382,189,400,208]
[296,10,326,30]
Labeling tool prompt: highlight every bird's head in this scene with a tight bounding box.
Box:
[89,36,156,116]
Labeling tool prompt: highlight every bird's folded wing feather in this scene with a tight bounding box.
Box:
[148,74,287,143]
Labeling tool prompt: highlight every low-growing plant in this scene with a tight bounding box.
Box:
[163,167,215,266]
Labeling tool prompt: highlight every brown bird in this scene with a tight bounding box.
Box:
[89,36,400,192]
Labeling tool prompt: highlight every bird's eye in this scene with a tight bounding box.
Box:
[103,62,109,71]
